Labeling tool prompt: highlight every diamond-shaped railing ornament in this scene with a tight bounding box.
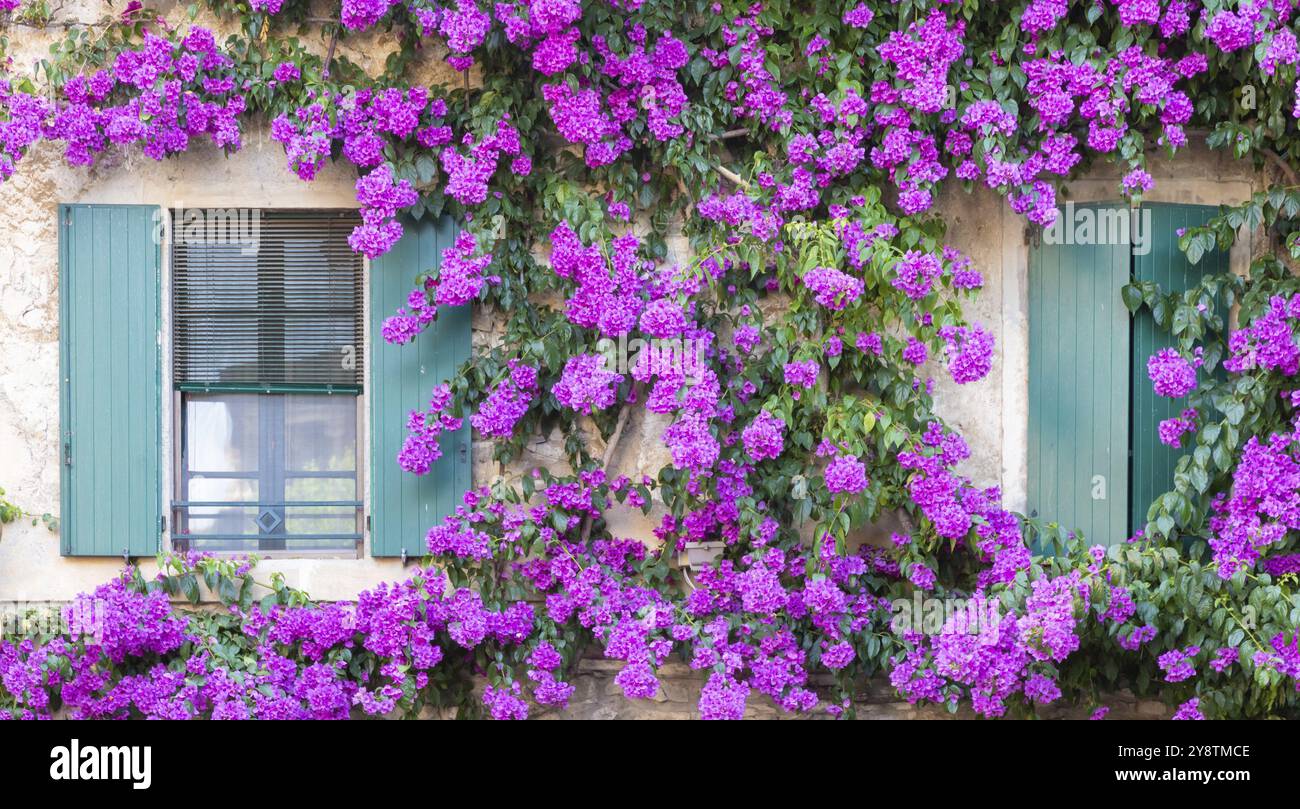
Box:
[256,509,283,533]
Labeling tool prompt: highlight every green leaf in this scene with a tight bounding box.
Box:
[179,573,200,604]
[1121,284,1144,313]
[218,576,238,605]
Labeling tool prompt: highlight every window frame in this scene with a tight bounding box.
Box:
[165,207,368,560]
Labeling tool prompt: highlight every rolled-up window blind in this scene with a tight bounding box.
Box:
[171,209,364,388]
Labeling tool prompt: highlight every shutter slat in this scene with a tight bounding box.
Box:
[369,214,472,558]
[60,204,161,557]
[172,209,364,387]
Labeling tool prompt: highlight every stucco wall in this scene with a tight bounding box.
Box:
[0,1,1271,605]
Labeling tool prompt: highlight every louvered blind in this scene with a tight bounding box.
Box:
[172,209,364,388]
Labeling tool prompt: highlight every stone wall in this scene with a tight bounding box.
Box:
[539,660,1169,720]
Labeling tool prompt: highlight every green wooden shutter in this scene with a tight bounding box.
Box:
[1028,205,1132,546]
[369,214,471,558]
[1129,203,1231,535]
[58,204,162,557]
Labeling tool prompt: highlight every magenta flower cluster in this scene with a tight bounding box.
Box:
[1208,428,1300,579]
[1147,347,1200,398]
[549,222,648,337]
[441,117,524,205]
[351,165,419,258]
[890,575,1082,718]
[824,454,868,495]
[938,324,995,385]
[0,28,245,181]
[398,384,464,475]
[1225,294,1300,377]
[471,361,539,438]
[1157,645,1200,682]
[2,559,567,720]
[552,353,624,414]
[802,265,864,310]
[742,410,785,461]
[382,230,496,344]
[1157,408,1198,448]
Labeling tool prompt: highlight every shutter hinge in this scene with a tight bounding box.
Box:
[401,548,409,566]
[63,439,72,467]
[366,514,372,532]
[160,515,167,534]
[1024,223,1040,247]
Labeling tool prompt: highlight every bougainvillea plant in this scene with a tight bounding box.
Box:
[3,0,1300,720]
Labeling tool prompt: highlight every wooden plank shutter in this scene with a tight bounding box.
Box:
[1129,203,1231,535]
[59,204,162,557]
[1028,205,1133,546]
[368,214,472,558]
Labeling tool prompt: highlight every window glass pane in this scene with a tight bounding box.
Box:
[283,507,356,537]
[285,477,356,501]
[187,477,258,505]
[285,394,357,472]
[184,505,259,538]
[282,236,359,384]
[186,394,258,472]
[283,319,356,384]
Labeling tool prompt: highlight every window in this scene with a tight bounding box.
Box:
[58,204,471,558]
[170,210,364,554]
